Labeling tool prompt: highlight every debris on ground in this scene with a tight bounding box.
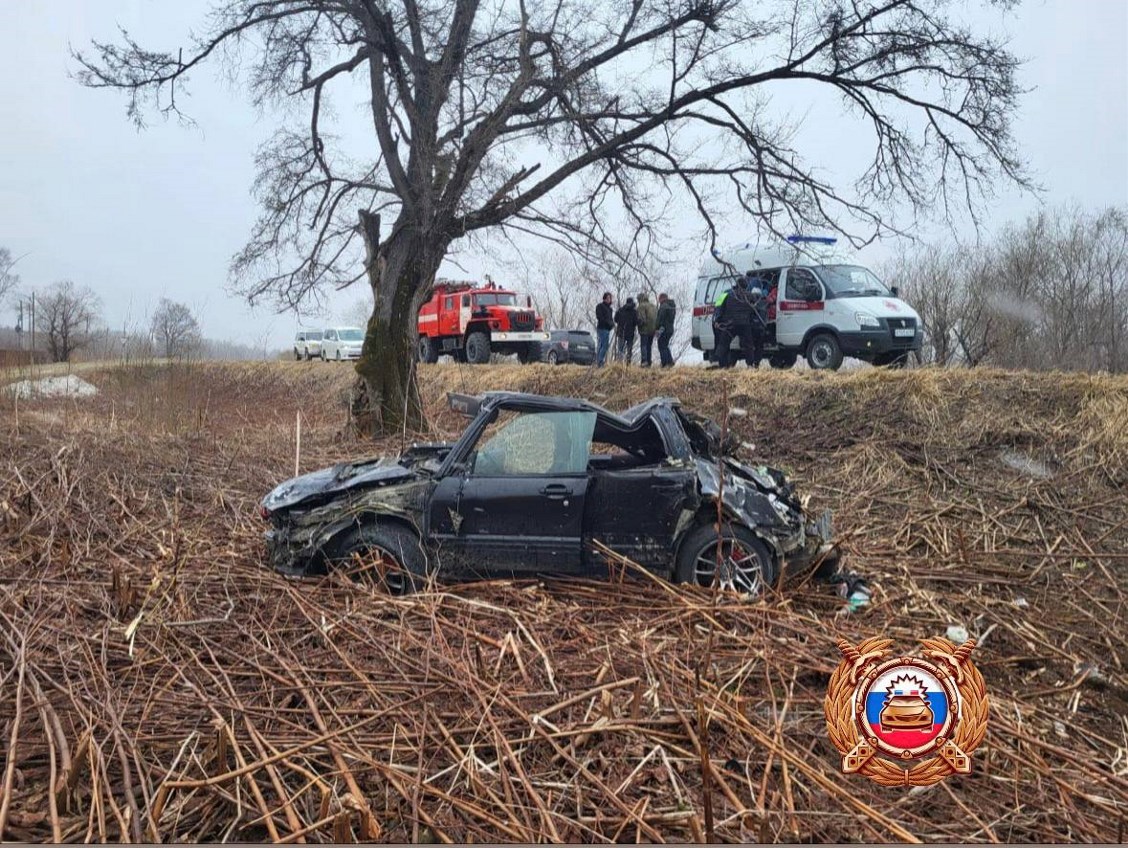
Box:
[999,448,1055,479]
[945,624,969,643]
[3,373,98,400]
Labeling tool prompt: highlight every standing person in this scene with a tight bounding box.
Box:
[746,275,769,368]
[656,292,676,368]
[613,297,638,363]
[712,274,764,368]
[595,292,614,366]
[636,293,658,367]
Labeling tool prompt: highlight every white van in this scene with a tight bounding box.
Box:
[690,236,922,369]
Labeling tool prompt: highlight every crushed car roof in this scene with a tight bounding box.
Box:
[450,391,684,426]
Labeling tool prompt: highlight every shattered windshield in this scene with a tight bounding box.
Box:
[471,411,596,475]
[815,265,890,298]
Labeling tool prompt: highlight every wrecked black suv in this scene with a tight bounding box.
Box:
[260,392,838,595]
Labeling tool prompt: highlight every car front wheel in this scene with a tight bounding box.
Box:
[675,524,778,596]
[547,350,559,365]
[806,333,843,370]
[328,522,427,595]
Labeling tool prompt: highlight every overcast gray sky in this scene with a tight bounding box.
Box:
[1,0,1125,351]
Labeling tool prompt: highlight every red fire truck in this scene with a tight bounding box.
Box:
[417,279,549,364]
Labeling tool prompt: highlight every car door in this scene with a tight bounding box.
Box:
[776,267,825,346]
[584,462,695,570]
[323,329,337,358]
[427,409,597,574]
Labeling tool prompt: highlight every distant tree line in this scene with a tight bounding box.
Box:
[888,206,1128,372]
[0,268,269,363]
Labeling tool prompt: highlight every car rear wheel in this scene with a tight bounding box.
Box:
[547,350,559,365]
[769,352,797,369]
[675,524,778,596]
[328,522,427,595]
[465,331,491,364]
[806,333,843,370]
[418,336,439,364]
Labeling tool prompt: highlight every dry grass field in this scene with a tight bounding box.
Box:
[0,360,1125,842]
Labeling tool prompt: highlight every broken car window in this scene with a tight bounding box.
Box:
[588,417,670,468]
[471,411,596,476]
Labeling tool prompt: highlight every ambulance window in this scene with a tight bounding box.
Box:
[705,276,732,304]
[462,295,470,307]
[786,268,821,301]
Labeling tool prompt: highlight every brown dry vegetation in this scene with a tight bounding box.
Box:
[1,361,1126,843]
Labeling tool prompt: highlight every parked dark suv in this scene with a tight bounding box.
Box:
[530,329,596,365]
[260,391,840,596]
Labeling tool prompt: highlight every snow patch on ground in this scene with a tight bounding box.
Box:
[4,375,99,400]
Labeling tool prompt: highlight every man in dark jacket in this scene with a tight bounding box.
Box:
[713,274,768,368]
[595,292,614,366]
[656,293,676,367]
[613,297,638,363]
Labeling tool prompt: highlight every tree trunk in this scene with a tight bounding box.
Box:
[352,211,446,437]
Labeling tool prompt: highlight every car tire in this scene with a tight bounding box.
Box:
[465,331,491,364]
[675,523,778,597]
[516,345,531,365]
[547,350,559,365]
[805,333,843,371]
[418,336,439,364]
[768,352,797,370]
[328,521,428,595]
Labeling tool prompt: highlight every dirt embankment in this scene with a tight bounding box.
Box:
[0,361,1125,842]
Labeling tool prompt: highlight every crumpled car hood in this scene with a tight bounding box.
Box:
[262,458,415,513]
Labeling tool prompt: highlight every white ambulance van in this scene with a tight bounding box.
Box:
[690,235,922,370]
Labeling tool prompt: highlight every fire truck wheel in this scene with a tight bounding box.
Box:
[417,336,439,364]
[465,331,491,364]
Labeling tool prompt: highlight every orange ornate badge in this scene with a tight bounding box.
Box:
[825,636,989,787]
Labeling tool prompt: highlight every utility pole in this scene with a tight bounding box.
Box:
[29,292,35,352]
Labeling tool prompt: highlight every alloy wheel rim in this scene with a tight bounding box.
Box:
[693,540,764,594]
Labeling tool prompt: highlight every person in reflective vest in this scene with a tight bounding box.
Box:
[713,273,768,368]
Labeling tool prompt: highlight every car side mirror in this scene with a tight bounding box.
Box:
[890,286,900,298]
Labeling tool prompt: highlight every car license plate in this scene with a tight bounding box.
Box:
[894,328,915,337]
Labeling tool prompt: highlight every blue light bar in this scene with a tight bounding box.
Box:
[787,234,837,245]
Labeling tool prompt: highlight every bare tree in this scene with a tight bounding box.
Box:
[150,298,202,359]
[0,248,20,306]
[38,281,100,363]
[77,0,1027,433]
[891,205,1128,372]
